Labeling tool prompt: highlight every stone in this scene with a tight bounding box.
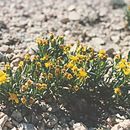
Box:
[68,5,76,11]
[90,37,105,47]
[46,114,58,128]
[38,122,45,130]
[0,45,13,53]
[111,35,120,43]
[60,18,69,24]
[0,112,8,129]
[18,123,37,130]
[11,110,23,123]
[73,123,88,130]
[88,10,99,23]
[68,11,80,21]
[0,21,7,30]
[111,119,130,130]
[99,7,108,17]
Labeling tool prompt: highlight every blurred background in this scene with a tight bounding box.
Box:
[0,0,130,62]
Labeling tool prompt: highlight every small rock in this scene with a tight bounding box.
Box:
[46,114,58,128]
[88,10,99,23]
[68,11,80,21]
[99,7,108,17]
[0,21,7,30]
[90,37,105,46]
[0,45,13,53]
[111,119,130,130]
[38,122,45,130]
[60,18,69,24]
[0,112,8,129]
[18,123,37,130]
[111,35,120,43]
[73,123,88,130]
[68,5,76,11]
[11,110,23,123]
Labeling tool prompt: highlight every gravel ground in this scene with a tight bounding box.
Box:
[0,0,130,129]
[0,0,130,64]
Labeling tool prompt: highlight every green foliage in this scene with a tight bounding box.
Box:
[0,34,129,114]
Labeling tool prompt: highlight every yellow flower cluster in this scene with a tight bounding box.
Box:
[117,59,130,76]
[0,70,7,85]
[98,49,107,59]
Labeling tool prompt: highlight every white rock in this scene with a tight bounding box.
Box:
[111,119,130,130]
[68,11,80,21]
[0,112,8,129]
[73,123,88,130]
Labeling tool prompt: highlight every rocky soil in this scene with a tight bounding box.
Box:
[0,0,130,64]
[0,0,130,129]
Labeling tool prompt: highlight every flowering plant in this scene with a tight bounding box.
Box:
[0,34,129,114]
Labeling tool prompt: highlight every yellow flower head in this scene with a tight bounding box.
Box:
[21,85,28,92]
[36,83,47,90]
[21,96,27,105]
[18,61,24,69]
[25,79,33,86]
[24,54,30,61]
[77,69,89,79]
[0,70,7,85]
[48,73,53,79]
[45,61,52,68]
[114,87,122,96]
[40,55,49,61]
[36,62,42,68]
[69,55,79,62]
[117,59,127,70]
[64,73,73,80]
[98,49,107,59]
[66,62,74,69]
[29,97,35,105]
[9,93,19,104]
[71,66,78,72]
[123,67,130,76]
[4,63,10,70]
[35,37,48,45]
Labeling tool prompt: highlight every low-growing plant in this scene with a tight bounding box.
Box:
[0,34,129,117]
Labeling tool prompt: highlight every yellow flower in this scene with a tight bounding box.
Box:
[4,63,10,70]
[48,73,53,79]
[35,37,48,45]
[45,62,52,68]
[36,83,47,90]
[77,69,88,79]
[66,62,74,69]
[0,70,7,85]
[18,61,24,69]
[32,55,39,61]
[9,93,19,104]
[69,55,79,62]
[25,79,33,86]
[114,54,120,60]
[117,59,127,70]
[21,85,28,92]
[98,49,107,59]
[40,55,49,61]
[114,87,121,96]
[73,85,80,92]
[123,67,130,76]
[64,73,73,80]
[36,62,42,68]
[55,67,61,76]
[29,97,35,105]
[21,96,27,105]
[24,54,30,61]
[71,66,78,72]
